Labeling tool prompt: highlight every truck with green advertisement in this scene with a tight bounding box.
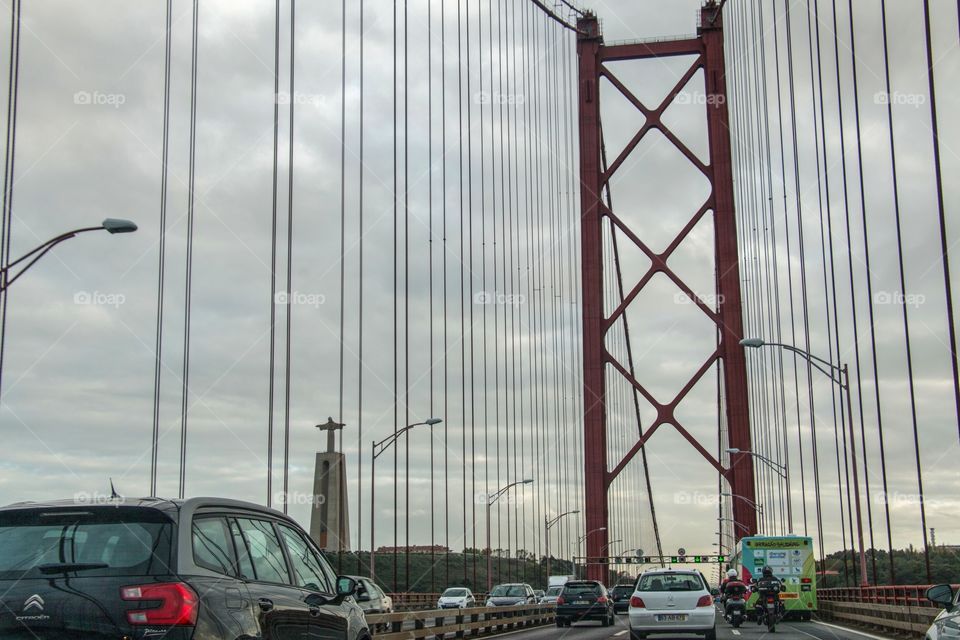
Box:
[731,536,816,620]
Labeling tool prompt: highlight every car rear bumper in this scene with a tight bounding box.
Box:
[628,607,716,632]
[557,605,610,620]
[614,601,630,613]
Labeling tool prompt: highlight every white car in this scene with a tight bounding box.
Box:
[925,584,960,640]
[438,587,476,609]
[628,569,717,640]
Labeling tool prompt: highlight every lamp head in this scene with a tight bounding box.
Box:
[425,418,442,425]
[522,479,533,484]
[726,447,741,454]
[739,337,765,348]
[102,218,138,234]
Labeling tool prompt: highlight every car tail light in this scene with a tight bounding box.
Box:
[121,582,199,626]
[597,595,608,603]
[629,596,645,608]
[800,578,812,584]
[696,595,713,608]
[556,596,565,605]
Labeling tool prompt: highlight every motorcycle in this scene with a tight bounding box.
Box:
[723,594,746,628]
[757,592,784,633]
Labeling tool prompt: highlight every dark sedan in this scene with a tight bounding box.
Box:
[556,580,615,627]
[610,583,635,613]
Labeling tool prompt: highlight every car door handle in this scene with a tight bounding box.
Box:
[258,598,274,612]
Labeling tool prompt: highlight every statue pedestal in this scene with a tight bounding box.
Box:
[309,450,350,552]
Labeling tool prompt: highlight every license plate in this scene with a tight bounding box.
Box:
[576,600,588,604]
[656,614,687,622]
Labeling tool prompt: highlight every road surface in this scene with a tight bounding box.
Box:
[490,612,894,640]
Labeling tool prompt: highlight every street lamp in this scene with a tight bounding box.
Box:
[721,492,764,516]
[369,418,442,584]
[486,479,533,590]
[718,517,751,534]
[741,337,869,587]
[726,448,786,478]
[576,527,606,579]
[0,218,138,292]
[545,509,579,578]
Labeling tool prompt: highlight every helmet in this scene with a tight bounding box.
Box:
[762,566,773,578]
[727,569,737,579]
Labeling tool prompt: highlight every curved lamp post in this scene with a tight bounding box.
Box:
[369,417,442,584]
[545,509,579,579]
[0,218,138,292]
[486,479,533,590]
[740,337,868,587]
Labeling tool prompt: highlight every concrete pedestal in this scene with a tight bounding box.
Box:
[309,451,350,552]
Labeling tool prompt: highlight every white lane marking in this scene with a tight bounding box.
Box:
[812,620,897,640]
[614,630,628,636]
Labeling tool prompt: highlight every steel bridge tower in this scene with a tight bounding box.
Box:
[577,2,757,581]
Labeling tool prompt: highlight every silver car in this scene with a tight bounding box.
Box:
[628,569,716,640]
[485,583,537,606]
[349,575,393,614]
[926,584,960,640]
[438,587,476,609]
[541,585,563,605]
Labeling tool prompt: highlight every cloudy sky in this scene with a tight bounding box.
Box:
[0,0,958,586]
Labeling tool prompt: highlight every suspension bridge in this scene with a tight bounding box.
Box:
[0,0,957,625]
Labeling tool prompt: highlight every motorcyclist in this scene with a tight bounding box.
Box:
[721,570,748,625]
[719,568,737,600]
[752,566,785,624]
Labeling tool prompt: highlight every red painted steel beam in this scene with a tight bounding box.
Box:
[700,5,757,538]
[576,14,609,581]
[601,38,704,62]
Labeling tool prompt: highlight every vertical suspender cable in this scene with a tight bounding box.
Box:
[921,1,960,450]
[457,0,468,586]
[0,0,20,400]
[806,0,850,583]
[357,0,365,575]
[403,0,410,591]
[150,0,173,497]
[178,0,200,500]
[267,0,281,509]
[428,0,435,593]
[771,0,808,535]
[441,0,450,585]
[391,0,398,593]
[337,0,348,570]
[282,0,296,517]
[830,0,879,583]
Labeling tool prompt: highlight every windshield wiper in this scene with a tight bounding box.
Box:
[38,562,108,574]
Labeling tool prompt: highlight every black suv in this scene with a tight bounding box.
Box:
[0,497,371,640]
[556,580,615,626]
[610,583,635,613]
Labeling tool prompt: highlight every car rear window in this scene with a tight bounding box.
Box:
[637,573,704,592]
[546,586,562,596]
[0,506,173,579]
[563,582,601,596]
[612,585,634,595]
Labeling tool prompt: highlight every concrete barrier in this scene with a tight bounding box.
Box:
[368,604,555,640]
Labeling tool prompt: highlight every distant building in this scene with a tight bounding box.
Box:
[376,545,451,554]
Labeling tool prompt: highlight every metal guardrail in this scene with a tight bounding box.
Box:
[388,593,489,612]
[818,585,959,637]
[368,604,555,640]
[820,585,959,608]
